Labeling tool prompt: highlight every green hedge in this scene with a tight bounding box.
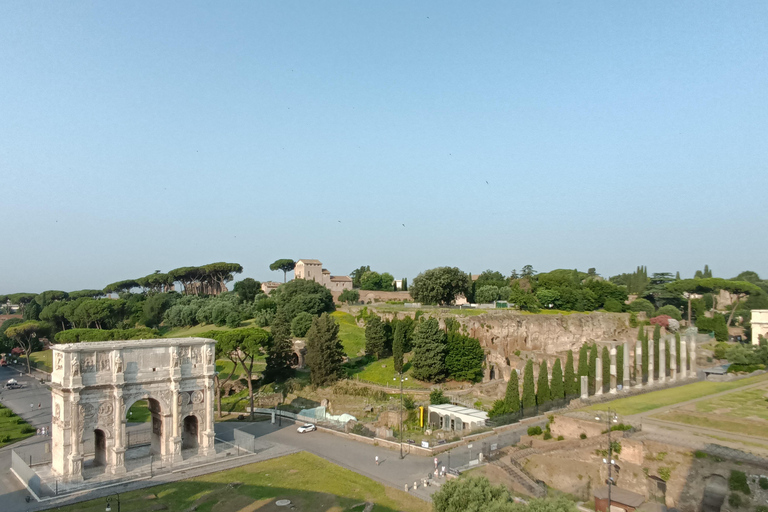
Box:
[55,327,160,343]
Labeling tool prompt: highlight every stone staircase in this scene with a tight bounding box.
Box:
[494,457,547,498]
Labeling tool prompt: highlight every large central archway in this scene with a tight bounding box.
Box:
[50,338,217,482]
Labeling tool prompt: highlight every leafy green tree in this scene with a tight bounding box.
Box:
[338,289,360,304]
[433,476,513,512]
[603,298,623,312]
[628,298,655,318]
[505,369,520,412]
[305,313,345,386]
[476,285,501,304]
[537,360,550,406]
[429,389,451,405]
[291,311,314,337]
[601,346,610,393]
[401,277,407,291]
[216,328,270,419]
[39,301,69,331]
[411,318,447,382]
[445,332,484,382]
[23,301,42,321]
[265,308,294,382]
[521,265,536,278]
[588,344,597,394]
[68,289,106,300]
[656,305,682,321]
[364,315,387,359]
[5,321,49,374]
[474,270,507,289]
[271,278,334,320]
[667,278,761,326]
[269,259,296,283]
[350,266,371,289]
[410,267,471,305]
[7,293,36,316]
[33,290,69,308]
[103,279,139,295]
[142,293,176,328]
[233,278,261,302]
[616,345,624,385]
[393,321,405,373]
[550,358,563,400]
[564,350,576,397]
[522,359,536,409]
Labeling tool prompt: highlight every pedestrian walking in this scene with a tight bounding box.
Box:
[375,455,379,466]
[38,403,41,409]
[434,457,438,469]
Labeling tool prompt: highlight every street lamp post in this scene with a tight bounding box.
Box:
[393,374,407,459]
[105,493,120,512]
[596,409,619,510]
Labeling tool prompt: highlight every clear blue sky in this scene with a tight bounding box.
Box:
[2,2,767,293]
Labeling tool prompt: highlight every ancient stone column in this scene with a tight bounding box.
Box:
[648,338,655,386]
[658,337,666,384]
[687,328,698,377]
[112,388,126,474]
[670,335,677,381]
[623,342,630,390]
[580,375,589,399]
[68,394,83,481]
[609,346,617,394]
[595,356,603,396]
[680,334,688,379]
[635,339,643,387]
[170,382,182,462]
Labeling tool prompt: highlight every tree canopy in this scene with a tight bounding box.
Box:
[270,278,335,320]
[410,267,471,305]
[269,259,296,283]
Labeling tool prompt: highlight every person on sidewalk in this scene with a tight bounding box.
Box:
[375,455,379,466]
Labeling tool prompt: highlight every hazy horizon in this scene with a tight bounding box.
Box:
[2,2,767,293]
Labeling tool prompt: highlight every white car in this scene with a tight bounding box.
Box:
[297,423,316,433]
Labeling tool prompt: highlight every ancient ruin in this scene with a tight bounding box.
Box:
[50,337,217,481]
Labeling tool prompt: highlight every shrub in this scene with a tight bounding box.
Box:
[656,305,683,321]
[713,343,730,359]
[611,423,633,432]
[21,425,35,434]
[603,298,623,313]
[527,426,542,436]
[429,389,451,405]
[759,477,768,490]
[0,435,10,442]
[543,431,552,440]
[729,470,750,494]
[694,450,708,459]
[629,311,638,328]
[403,395,415,410]
[628,298,655,318]
[16,417,25,424]
[728,493,743,508]
[658,467,671,481]
[557,435,564,441]
[580,433,587,439]
[755,506,768,512]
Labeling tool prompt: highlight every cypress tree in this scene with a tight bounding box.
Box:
[588,343,598,394]
[564,350,576,397]
[265,307,295,382]
[601,346,610,393]
[410,318,447,382]
[537,360,550,406]
[365,316,387,360]
[664,338,670,378]
[640,327,649,383]
[577,344,589,381]
[305,313,345,386]
[653,324,661,379]
[504,369,520,413]
[550,358,564,401]
[393,321,405,373]
[616,344,624,386]
[522,359,536,410]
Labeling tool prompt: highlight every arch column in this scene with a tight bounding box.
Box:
[202,381,216,455]
[111,388,126,474]
[68,393,84,482]
[169,381,182,463]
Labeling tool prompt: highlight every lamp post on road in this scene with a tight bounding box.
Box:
[596,409,619,509]
[393,373,407,459]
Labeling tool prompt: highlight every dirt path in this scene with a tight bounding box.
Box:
[627,379,768,420]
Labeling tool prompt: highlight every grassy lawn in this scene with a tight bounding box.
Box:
[23,350,52,373]
[0,402,35,448]
[126,400,151,423]
[652,384,768,438]
[53,451,427,512]
[216,358,266,381]
[586,372,768,416]
[332,311,366,357]
[349,357,427,389]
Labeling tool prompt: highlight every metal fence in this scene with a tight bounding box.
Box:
[486,396,575,428]
[126,427,152,447]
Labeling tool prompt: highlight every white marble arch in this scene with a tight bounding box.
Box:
[50,337,216,482]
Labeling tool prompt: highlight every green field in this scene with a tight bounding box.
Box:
[216,358,266,381]
[0,402,35,448]
[349,356,426,389]
[53,451,427,512]
[332,311,366,357]
[126,400,151,423]
[586,373,768,416]
[653,384,768,438]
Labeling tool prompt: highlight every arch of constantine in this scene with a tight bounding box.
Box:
[50,337,217,481]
